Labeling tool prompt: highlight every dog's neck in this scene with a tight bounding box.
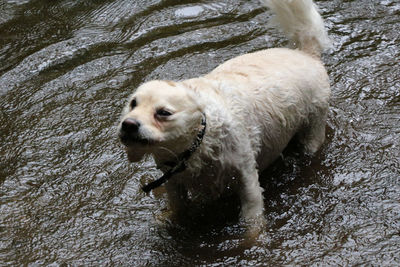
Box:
[142,113,206,192]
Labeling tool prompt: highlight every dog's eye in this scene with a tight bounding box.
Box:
[156,109,172,117]
[130,98,137,109]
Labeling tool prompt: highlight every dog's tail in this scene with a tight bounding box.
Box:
[262,0,331,58]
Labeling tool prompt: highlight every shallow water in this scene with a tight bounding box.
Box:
[1,0,399,266]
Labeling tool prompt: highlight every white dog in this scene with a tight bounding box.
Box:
[118,0,331,223]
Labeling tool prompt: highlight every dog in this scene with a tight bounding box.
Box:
[118,0,331,225]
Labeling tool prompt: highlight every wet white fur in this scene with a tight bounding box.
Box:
[119,0,331,222]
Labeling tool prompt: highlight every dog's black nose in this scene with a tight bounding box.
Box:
[121,118,140,132]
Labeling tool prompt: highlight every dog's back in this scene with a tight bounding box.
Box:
[198,0,331,169]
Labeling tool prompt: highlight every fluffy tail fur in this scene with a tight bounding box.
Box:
[262,0,331,58]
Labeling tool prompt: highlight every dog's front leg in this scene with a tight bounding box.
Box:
[165,180,188,216]
[238,165,264,221]
[237,162,265,242]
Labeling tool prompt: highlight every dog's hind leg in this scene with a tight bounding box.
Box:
[298,109,328,154]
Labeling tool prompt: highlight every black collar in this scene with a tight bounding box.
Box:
[142,113,207,193]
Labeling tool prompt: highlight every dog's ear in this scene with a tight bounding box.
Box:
[181,83,205,112]
[126,147,146,162]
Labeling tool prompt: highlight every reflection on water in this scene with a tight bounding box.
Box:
[1,0,399,265]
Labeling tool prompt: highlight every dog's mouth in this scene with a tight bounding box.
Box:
[119,131,155,146]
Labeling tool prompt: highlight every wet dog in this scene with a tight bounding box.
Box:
[118,0,330,227]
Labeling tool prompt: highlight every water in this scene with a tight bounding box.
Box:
[1,0,399,265]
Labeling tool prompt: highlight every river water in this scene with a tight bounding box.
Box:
[1,0,399,266]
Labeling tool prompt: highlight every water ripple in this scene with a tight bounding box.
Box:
[1,0,399,266]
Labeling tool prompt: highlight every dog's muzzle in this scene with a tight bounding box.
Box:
[119,118,150,145]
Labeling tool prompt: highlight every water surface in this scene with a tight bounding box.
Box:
[1,0,399,265]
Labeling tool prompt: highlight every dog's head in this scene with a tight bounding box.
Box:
[118,80,203,162]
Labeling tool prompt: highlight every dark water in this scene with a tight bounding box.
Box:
[1,0,399,265]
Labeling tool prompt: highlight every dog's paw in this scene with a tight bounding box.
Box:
[239,214,266,247]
